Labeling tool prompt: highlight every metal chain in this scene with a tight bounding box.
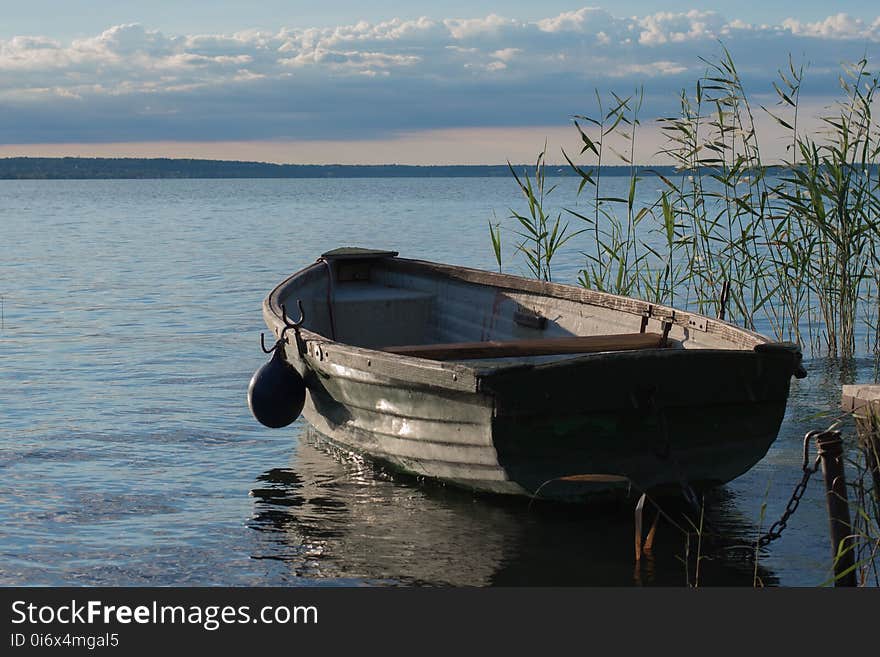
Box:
[755,430,823,548]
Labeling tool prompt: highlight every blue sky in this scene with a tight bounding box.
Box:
[2,1,876,38]
[0,2,878,163]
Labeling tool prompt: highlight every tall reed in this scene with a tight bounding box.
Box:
[563,89,652,297]
[776,59,880,357]
[493,50,880,359]
[504,147,581,282]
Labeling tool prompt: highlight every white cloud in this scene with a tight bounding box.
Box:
[536,7,621,35]
[782,13,880,40]
[612,61,689,77]
[279,49,420,71]
[444,14,520,40]
[490,48,521,62]
[0,8,877,144]
[637,10,727,45]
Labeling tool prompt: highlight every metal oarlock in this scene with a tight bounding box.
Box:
[718,280,730,321]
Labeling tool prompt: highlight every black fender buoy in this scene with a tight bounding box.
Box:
[247,346,306,428]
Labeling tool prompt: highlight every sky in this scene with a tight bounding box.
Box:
[0,2,878,164]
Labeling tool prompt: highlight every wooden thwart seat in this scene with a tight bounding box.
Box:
[381,332,666,361]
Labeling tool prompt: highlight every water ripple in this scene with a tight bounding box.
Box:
[0,177,861,586]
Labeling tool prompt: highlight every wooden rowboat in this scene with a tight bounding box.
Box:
[257,247,805,502]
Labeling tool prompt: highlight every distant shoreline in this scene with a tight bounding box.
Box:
[0,157,856,181]
[0,156,677,180]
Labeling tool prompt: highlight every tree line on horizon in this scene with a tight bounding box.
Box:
[0,156,691,180]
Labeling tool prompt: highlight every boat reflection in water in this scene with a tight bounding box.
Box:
[248,426,776,586]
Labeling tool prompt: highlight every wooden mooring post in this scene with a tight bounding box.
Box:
[815,431,857,587]
[841,385,880,511]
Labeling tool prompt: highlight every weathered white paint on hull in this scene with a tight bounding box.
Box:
[302,393,527,495]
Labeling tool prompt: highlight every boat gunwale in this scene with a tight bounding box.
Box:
[263,256,770,393]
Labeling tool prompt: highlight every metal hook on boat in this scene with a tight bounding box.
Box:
[260,332,278,354]
[259,299,306,354]
[280,299,306,335]
[280,300,307,357]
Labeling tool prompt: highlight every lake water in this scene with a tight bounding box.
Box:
[0,177,873,586]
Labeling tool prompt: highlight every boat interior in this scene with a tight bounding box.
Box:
[276,250,756,364]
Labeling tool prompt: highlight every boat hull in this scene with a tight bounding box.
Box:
[261,254,800,503]
[287,346,792,503]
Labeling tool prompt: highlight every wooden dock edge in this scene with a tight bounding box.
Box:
[842,384,880,412]
[840,384,880,520]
